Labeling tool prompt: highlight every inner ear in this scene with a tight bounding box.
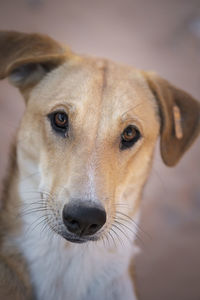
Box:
[9,61,58,88]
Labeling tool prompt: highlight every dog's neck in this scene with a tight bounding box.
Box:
[8,141,139,300]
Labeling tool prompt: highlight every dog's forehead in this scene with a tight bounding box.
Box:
[96,60,158,125]
[31,57,158,130]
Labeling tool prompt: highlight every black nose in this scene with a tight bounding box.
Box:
[62,203,106,236]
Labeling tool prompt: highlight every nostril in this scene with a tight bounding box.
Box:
[87,223,100,235]
[62,212,82,234]
[71,220,77,225]
[68,219,80,232]
[90,224,98,230]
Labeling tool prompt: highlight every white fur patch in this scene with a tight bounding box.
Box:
[17,227,138,300]
[15,145,139,300]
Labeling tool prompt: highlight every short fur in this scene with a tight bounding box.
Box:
[0,31,199,300]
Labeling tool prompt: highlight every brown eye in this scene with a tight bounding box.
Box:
[122,126,137,141]
[54,112,68,127]
[120,125,141,150]
[48,111,68,136]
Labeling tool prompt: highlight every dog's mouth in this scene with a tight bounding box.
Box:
[62,235,87,244]
[57,230,101,244]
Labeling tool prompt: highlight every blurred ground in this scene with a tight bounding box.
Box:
[0,0,200,299]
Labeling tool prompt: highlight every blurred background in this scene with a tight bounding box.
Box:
[0,0,200,299]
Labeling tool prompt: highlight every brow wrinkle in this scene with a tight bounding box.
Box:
[121,101,146,121]
[101,60,108,97]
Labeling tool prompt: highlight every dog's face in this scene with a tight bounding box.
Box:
[17,59,160,243]
[0,31,199,244]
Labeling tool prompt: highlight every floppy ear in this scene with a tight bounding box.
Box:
[0,31,68,92]
[143,72,200,166]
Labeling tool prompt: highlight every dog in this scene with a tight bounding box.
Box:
[0,31,199,300]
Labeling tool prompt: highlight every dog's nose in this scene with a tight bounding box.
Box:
[62,203,106,236]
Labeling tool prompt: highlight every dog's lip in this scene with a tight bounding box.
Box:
[63,236,87,244]
[60,231,99,244]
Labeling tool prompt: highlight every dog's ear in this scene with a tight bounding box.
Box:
[0,31,68,93]
[143,71,200,166]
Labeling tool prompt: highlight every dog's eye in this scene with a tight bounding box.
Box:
[54,112,68,128]
[120,125,141,150]
[48,111,68,136]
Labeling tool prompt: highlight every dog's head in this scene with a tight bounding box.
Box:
[1,31,199,244]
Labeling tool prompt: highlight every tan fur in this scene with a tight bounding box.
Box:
[0,143,33,299]
[0,31,199,300]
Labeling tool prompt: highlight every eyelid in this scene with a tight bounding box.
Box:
[121,115,143,130]
[48,107,67,115]
[47,103,75,116]
[44,107,67,119]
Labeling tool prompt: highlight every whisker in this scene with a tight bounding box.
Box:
[114,218,145,247]
[108,231,117,248]
[21,190,53,200]
[115,211,150,239]
[110,226,124,247]
[113,222,131,244]
[24,213,52,236]
[100,234,106,248]
[104,232,111,248]
[114,219,136,235]
[18,208,51,218]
